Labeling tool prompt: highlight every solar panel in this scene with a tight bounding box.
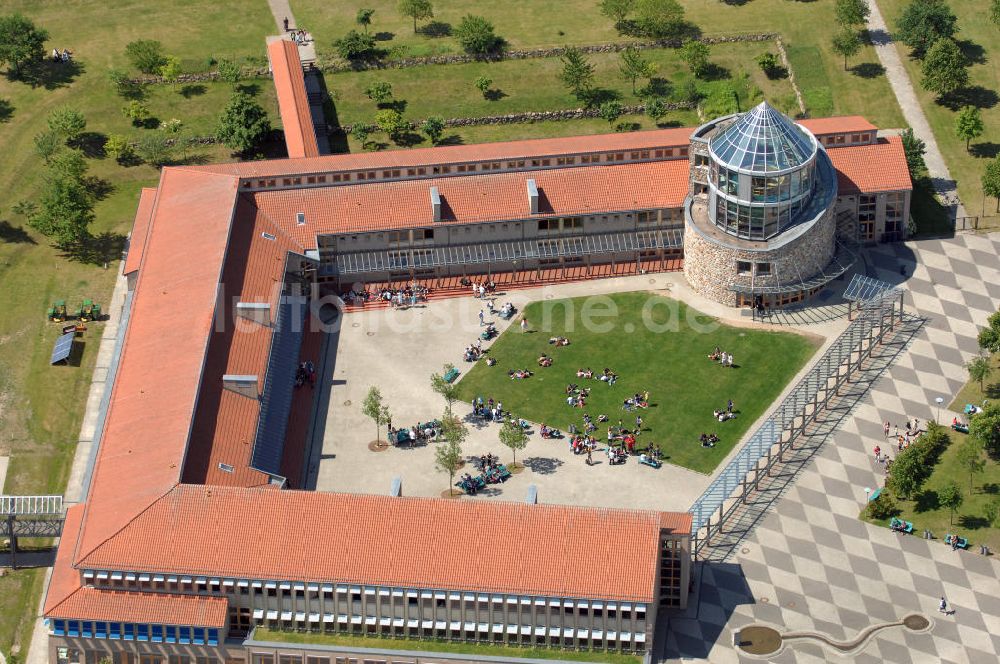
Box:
[50,331,75,365]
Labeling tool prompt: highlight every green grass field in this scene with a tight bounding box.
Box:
[453,293,818,474]
[949,350,999,412]
[862,430,1000,552]
[878,0,1000,229]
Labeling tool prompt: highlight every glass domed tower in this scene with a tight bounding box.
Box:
[683,102,847,308]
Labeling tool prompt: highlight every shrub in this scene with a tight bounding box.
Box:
[454,15,504,56]
[866,491,897,520]
[335,30,377,60]
[125,39,167,74]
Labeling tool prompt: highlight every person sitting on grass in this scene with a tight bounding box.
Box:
[549,336,570,346]
[599,368,618,385]
[708,346,721,361]
[509,368,532,379]
[538,354,553,367]
[577,367,594,378]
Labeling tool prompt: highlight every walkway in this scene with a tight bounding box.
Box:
[266,0,296,32]
[662,232,1000,662]
[866,0,968,222]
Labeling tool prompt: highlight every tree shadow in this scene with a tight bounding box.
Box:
[140,117,161,129]
[483,88,507,101]
[852,62,885,79]
[654,119,684,128]
[74,131,108,159]
[379,99,408,113]
[970,142,1000,159]
[0,220,35,244]
[83,176,115,201]
[13,58,84,90]
[0,97,13,122]
[939,86,1000,111]
[985,382,1000,399]
[417,21,451,38]
[699,63,731,82]
[867,28,891,47]
[581,87,620,108]
[914,489,939,513]
[982,482,999,494]
[958,514,990,529]
[373,31,395,42]
[956,39,987,65]
[167,152,211,166]
[235,82,260,97]
[763,65,789,80]
[67,231,127,266]
[639,77,672,98]
[391,131,425,148]
[180,83,207,98]
[522,456,564,475]
[436,134,464,146]
[615,121,641,132]
[722,0,751,5]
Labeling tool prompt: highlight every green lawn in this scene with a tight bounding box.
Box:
[255,628,642,664]
[453,293,818,474]
[879,0,1000,230]
[949,350,999,413]
[862,431,1000,552]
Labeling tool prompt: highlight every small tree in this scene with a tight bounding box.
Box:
[0,13,49,76]
[895,0,958,58]
[104,134,133,163]
[216,91,271,155]
[992,0,1000,26]
[939,481,963,525]
[374,108,407,139]
[756,52,780,77]
[365,80,393,105]
[356,8,376,33]
[47,106,87,144]
[335,30,377,60]
[966,355,992,392]
[599,100,623,128]
[421,116,445,145]
[831,27,861,71]
[680,40,710,78]
[900,127,927,175]
[886,444,927,499]
[983,157,1000,214]
[217,59,242,88]
[125,39,167,74]
[619,45,656,94]
[969,401,1000,456]
[454,15,503,56]
[498,417,529,467]
[558,46,595,101]
[645,97,668,125]
[121,100,150,126]
[362,386,387,441]
[159,55,182,89]
[634,0,686,38]
[108,68,142,98]
[599,0,636,27]
[398,0,433,33]
[866,491,897,520]
[920,38,969,98]
[474,75,492,97]
[135,132,172,167]
[34,130,61,163]
[985,498,1000,528]
[835,0,870,27]
[27,170,94,252]
[436,420,465,496]
[430,364,460,410]
[352,122,375,150]
[48,149,88,182]
[956,437,986,493]
[954,105,983,152]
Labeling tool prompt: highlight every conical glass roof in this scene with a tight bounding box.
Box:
[709,102,815,172]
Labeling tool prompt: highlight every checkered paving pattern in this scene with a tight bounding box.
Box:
[662,233,1000,663]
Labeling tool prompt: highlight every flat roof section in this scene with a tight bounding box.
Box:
[268,39,320,159]
[122,187,158,276]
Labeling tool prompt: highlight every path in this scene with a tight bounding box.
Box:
[266,0,297,32]
[866,0,968,223]
[662,232,1000,662]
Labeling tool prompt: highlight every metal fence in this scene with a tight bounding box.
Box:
[688,285,905,556]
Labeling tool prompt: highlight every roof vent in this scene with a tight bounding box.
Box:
[430,187,441,222]
[262,232,276,241]
[391,477,402,497]
[235,302,271,326]
[218,463,235,473]
[526,179,539,214]
[526,485,538,504]
[296,212,306,225]
[222,375,259,399]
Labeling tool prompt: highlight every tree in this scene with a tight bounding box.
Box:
[362,386,387,441]
[421,116,445,145]
[983,157,1000,213]
[474,75,492,97]
[680,40,710,78]
[634,0,686,38]
[645,97,668,125]
[831,27,861,71]
[966,355,992,392]
[954,105,983,151]
[33,130,61,163]
[356,8,375,33]
[217,59,242,88]
[398,0,433,33]
[866,490,897,520]
[558,46,595,101]
[619,46,656,94]
[352,122,375,150]
[436,416,465,496]
[159,55,182,89]
[920,38,968,98]
[835,0,870,27]
[107,68,142,98]
[886,443,928,499]
[365,80,393,105]
[47,106,87,144]
[599,0,635,27]
[498,417,529,467]
[599,100,623,128]
[216,91,271,155]
[0,13,49,75]
[28,168,94,252]
[939,482,963,525]
[900,127,927,176]
[121,100,150,126]
[335,30,377,60]
[895,0,958,58]
[956,437,986,493]
[756,52,780,77]
[48,149,88,182]
[104,134,133,163]
[969,401,1000,456]
[454,15,503,56]
[986,498,1000,528]
[374,108,407,139]
[125,39,167,74]
[992,0,1000,26]
[135,132,172,167]
[430,364,460,409]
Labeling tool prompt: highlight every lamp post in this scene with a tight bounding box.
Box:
[864,487,871,503]
[935,396,943,424]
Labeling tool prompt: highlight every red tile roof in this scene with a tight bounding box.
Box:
[44,504,85,616]
[47,589,228,627]
[826,136,911,195]
[269,39,319,159]
[798,116,877,136]
[190,127,695,179]
[77,486,681,602]
[254,160,691,245]
[123,188,157,276]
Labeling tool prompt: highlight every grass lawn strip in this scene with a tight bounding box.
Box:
[454,293,818,475]
[255,628,642,664]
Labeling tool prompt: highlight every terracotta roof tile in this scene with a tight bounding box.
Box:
[798,116,877,136]
[123,188,158,276]
[79,486,684,602]
[269,39,319,159]
[826,136,911,194]
[47,589,228,627]
[44,504,85,616]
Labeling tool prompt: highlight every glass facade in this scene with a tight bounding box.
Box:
[50,621,219,646]
[709,102,814,172]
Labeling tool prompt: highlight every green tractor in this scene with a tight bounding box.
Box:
[75,299,102,322]
[47,300,68,322]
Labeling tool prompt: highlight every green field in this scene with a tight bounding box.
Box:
[878,0,1000,229]
[454,293,818,474]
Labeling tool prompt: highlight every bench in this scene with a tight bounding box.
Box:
[868,488,882,503]
[889,517,913,534]
[945,534,969,549]
[444,367,460,383]
[951,423,969,434]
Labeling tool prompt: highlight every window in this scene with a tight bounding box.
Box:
[151,625,164,642]
[136,624,149,641]
[736,261,752,275]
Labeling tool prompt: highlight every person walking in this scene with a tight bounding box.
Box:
[479,310,485,326]
[938,597,948,613]
[727,399,734,413]
[884,421,890,438]
[520,317,528,333]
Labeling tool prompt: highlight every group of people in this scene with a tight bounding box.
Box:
[471,397,505,422]
[340,285,429,308]
[465,279,497,300]
[708,346,736,367]
[458,454,510,495]
[538,354,552,367]
[548,336,570,346]
[294,361,316,388]
[622,393,649,411]
[464,340,484,363]
[50,48,73,63]
[699,433,720,448]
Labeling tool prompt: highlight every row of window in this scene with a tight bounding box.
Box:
[714,196,813,241]
[819,132,872,146]
[50,620,218,646]
[736,261,772,277]
[711,162,814,203]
